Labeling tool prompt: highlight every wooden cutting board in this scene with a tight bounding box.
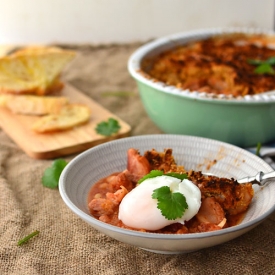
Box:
[0,83,131,159]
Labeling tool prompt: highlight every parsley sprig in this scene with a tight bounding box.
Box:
[152,186,188,220]
[42,159,68,189]
[248,56,275,75]
[95,118,121,136]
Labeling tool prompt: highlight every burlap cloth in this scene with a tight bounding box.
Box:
[0,44,274,275]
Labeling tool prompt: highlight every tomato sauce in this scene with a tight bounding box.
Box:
[87,171,246,234]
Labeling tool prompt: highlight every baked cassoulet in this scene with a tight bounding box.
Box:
[142,33,275,97]
[88,148,254,234]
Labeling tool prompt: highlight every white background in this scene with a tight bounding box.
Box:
[0,0,274,45]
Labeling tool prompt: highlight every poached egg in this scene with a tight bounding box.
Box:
[118,175,201,231]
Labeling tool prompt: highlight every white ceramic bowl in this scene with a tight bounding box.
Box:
[59,134,275,254]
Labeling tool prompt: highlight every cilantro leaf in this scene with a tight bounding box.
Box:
[248,57,275,75]
[152,186,188,220]
[138,170,164,184]
[254,63,275,75]
[42,159,68,189]
[247,59,262,65]
[266,56,275,65]
[166,172,187,180]
[95,118,121,136]
[138,170,187,184]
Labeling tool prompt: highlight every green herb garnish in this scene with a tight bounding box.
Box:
[95,118,121,136]
[138,170,164,184]
[152,186,188,220]
[256,142,262,156]
[42,159,68,189]
[138,170,187,184]
[166,172,188,180]
[248,56,275,75]
[17,230,39,246]
[138,171,189,219]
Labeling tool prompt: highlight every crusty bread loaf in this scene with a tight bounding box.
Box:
[32,104,91,133]
[0,94,69,115]
[0,46,76,95]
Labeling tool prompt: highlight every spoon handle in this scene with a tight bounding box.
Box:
[238,170,275,185]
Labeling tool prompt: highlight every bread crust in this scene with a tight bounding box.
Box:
[31,104,91,133]
[0,94,69,115]
[0,46,76,95]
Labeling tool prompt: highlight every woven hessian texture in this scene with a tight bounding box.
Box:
[0,44,274,275]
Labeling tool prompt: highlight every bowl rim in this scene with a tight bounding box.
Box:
[59,134,275,240]
[128,27,275,104]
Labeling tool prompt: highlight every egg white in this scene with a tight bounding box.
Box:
[118,175,201,231]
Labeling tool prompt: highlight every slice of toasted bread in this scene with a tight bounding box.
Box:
[0,46,76,95]
[32,104,91,133]
[0,94,69,115]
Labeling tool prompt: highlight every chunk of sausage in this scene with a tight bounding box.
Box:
[196,197,225,225]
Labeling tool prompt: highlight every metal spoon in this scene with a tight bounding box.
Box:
[237,170,275,186]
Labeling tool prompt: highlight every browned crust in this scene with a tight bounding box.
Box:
[144,33,275,96]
